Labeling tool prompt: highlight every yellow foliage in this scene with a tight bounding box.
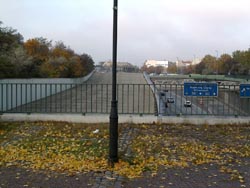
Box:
[0,122,250,181]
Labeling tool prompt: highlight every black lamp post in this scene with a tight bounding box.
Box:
[109,0,118,165]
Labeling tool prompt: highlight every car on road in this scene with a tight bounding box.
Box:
[167,97,175,103]
[160,92,165,97]
[184,100,192,107]
[163,89,168,92]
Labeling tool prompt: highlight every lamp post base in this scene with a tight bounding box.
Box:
[109,100,118,165]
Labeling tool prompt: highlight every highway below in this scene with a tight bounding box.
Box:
[11,72,155,114]
[154,83,250,116]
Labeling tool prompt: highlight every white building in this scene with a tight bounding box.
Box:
[176,58,201,68]
[144,60,169,68]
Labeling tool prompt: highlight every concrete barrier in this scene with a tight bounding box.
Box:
[1,113,250,125]
[0,70,95,111]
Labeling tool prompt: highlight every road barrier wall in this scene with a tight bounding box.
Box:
[0,70,95,112]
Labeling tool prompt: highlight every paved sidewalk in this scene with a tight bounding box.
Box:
[1,123,250,188]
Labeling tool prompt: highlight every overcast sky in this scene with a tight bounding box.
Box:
[1,0,250,66]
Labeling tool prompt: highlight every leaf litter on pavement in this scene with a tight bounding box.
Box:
[0,121,250,184]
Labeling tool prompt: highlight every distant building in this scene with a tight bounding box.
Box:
[176,60,192,67]
[102,61,139,72]
[144,60,169,68]
[176,58,201,68]
[192,58,201,66]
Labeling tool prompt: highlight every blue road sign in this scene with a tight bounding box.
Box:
[184,82,218,97]
[240,84,250,98]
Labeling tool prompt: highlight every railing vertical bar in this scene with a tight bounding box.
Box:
[0,84,2,112]
[10,84,13,110]
[81,84,83,113]
[101,84,103,113]
[60,84,62,113]
[30,84,33,112]
[45,84,47,112]
[233,85,236,115]
[40,84,42,113]
[86,84,88,113]
[122,84,124,114]
[64,84,66,113]
[173,84,178,115]
[212,91,215,115]
[195,95,198,115]
[91,84,93,113]
[181,84,183,115]
[96,84,98,113]
[106,84,108,113]
[138,85,140,114]
[222,85,225,115]
[155,83,158,116]
[76,84,78,113]
[21,84,23,112]
[70,84,73,113]
[6,84,9,111]
[246,98,250,116]
[161,84,162,114]
[236,85,240,115]
[228,86,230,115]
[148,84,151,114]
[15,84,18,112]
[133,84,135,114]
[35,84,37,112]
[25,84,28,112]
[54,84,56,112]
[217,89,220,116]
[143,84,145,114]
[50,84,52,112]
[128,85,130,113]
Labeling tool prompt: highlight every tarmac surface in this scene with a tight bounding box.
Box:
[11,72,155,114]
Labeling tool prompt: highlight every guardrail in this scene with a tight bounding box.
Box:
[0,83,249,116]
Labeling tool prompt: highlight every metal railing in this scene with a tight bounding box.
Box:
[0,83,155,115]
[0,83,249,116]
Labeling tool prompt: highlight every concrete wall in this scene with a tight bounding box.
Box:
[143,72,160,114]
[0,70,94,112]
[1,113,250,125]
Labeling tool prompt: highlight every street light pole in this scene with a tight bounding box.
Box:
[215,50,219,75]
[109,0,118,165]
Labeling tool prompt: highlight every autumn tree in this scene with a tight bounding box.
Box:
[217,54,234,75]
[0,22,23,55]
[24,37,51,62]
[79,53,95,75]
[0,22,24,78]
[51,41,74,59]
[167,63,177,73]
[232,50,250,75]
[1,22,95,78]
[195,55,217,74]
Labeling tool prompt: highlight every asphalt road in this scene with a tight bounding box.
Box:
[155,84,250,116]
[11,72,155,114]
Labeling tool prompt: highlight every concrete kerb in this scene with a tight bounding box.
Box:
[1,113,250,125]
